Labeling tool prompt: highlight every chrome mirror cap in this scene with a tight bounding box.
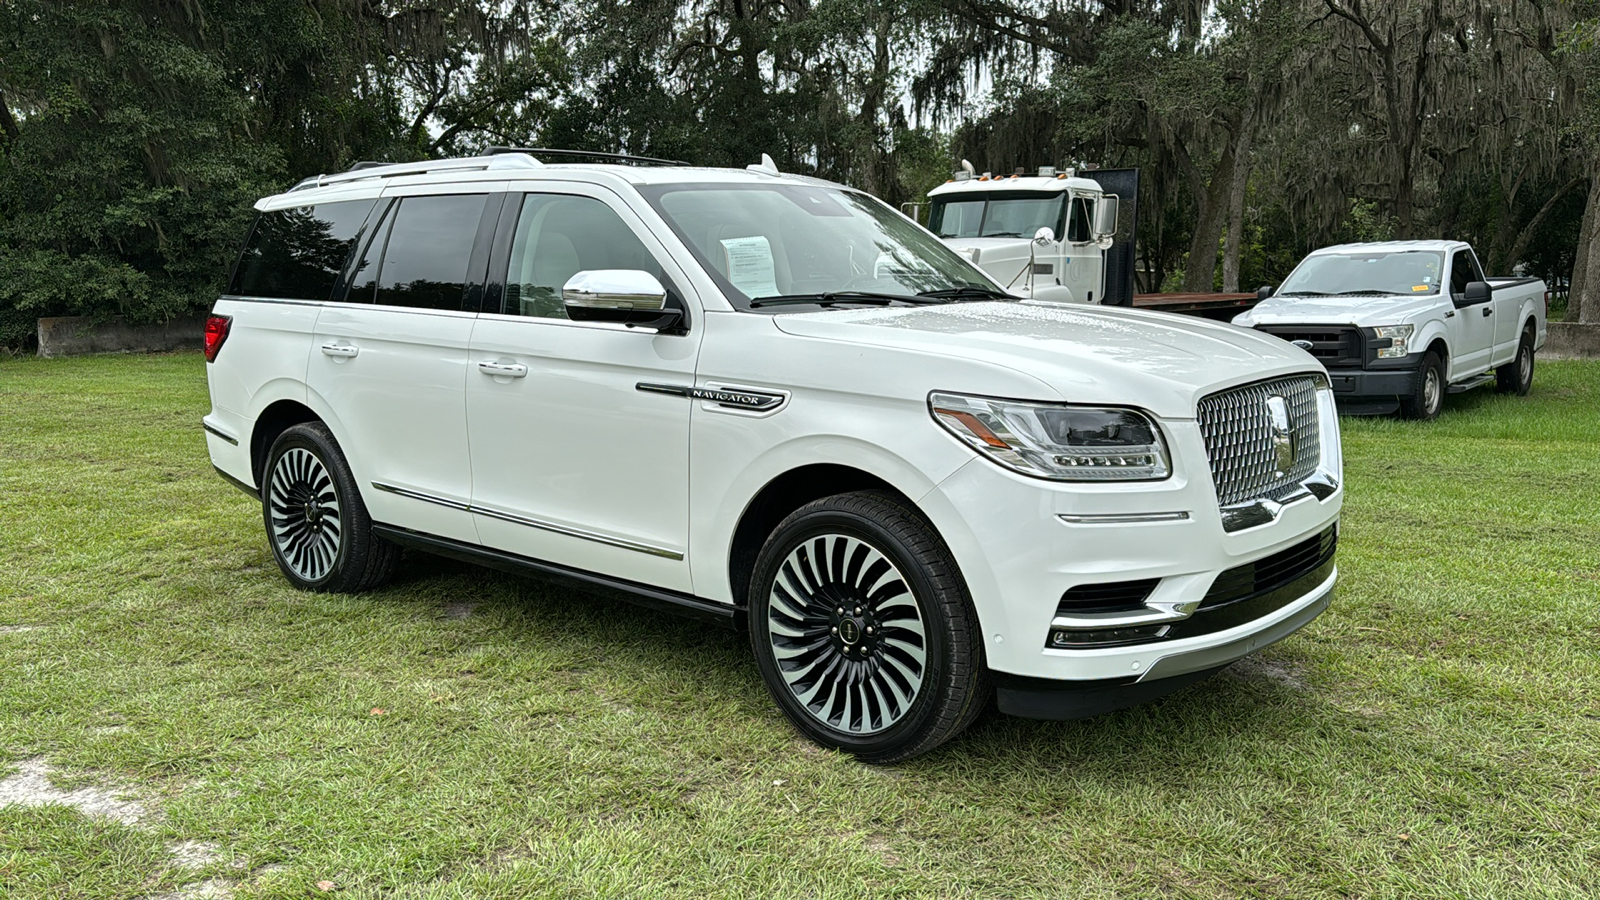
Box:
[1033,226,1056,245]
[562,269,668,312]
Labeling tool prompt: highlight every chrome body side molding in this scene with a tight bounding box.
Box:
[371,481,684,560]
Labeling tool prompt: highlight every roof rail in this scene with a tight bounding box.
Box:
[484,146,691,167]
[285,153,544,193]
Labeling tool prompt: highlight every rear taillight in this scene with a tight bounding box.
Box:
[204,314,232,362]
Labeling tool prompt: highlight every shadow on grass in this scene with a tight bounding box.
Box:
[370,550,1335,780]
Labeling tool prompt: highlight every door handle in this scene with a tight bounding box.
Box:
[1483,307,1494,317]
[477,360,528,378]
[320,341,359,358]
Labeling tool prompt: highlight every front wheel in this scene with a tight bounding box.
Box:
[263,422,399,593]
[748,491,990,763]
[1496,327,1535,395]
[1400,350,1445,421]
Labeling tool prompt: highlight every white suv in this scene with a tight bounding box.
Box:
[203,150,1343,762]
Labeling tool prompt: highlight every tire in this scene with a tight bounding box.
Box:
[262,422,400,593]
[1495,326,1535,396]
[748,491,990,763]
[1400,349,1445,421]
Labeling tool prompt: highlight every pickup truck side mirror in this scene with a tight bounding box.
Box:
[1256,285,1275,301]
[1460,281,1492,306]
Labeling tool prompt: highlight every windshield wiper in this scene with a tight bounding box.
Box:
[917,286,1015,301]
[1276,290,1332,297]
[1334,289,1400,296]
[748,291,941,309]
[982,231,1025,238]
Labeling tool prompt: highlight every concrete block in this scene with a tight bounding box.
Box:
[1543,322,1600,360]
[36,315,207,359]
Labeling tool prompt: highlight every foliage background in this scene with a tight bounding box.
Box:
[3,0,1600,351]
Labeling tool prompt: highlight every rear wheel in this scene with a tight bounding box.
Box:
[263,422,399,592]
[748,491,989,763]
[1496,326,1535,395]
[1400,349,1445,421]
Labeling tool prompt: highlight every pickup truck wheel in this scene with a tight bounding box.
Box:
[263,423,400,593]
[1400,350,1445,421]
[1496,327,1535,396]
[748,491,989,763]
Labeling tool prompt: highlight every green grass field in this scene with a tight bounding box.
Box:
[2,352,1597,899]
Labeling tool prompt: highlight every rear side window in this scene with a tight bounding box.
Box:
[347,194,487,310]
[229,200,376,300]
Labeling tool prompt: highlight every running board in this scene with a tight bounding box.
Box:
[1447,373,1495,394]
[371,524,738,629]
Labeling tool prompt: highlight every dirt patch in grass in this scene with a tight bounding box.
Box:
[0,757,153,825]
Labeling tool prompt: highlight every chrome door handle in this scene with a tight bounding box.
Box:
[477,360,528,378]
[320,341,359,358]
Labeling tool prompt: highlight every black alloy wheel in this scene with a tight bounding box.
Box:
[748,491,989,763]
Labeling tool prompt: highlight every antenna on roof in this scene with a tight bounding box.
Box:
[747,153,781,176]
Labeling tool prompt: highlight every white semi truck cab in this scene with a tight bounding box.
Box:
[926,165,1119,304]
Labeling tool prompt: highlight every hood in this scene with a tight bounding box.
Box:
[1236,292,1440,327]
[941,237,1036,289]
[771,301,1321,419]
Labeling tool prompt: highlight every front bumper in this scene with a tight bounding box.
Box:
[994,567,1334,718]
[1326,366,1416,399]
[917,392,1343,691]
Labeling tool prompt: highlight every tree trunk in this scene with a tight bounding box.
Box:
[1221,100,1258,293]
[0,88,19,147]
[1570,169,1600,324]
[1183,144,1234,293]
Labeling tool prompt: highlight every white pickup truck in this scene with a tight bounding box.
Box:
[1235,240,1547,419]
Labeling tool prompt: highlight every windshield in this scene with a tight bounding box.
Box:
[1278,250,1446,296]
[929,191,1067,239]
[637,182,1005,309]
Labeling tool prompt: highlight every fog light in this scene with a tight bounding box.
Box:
[1048,624,1170,648]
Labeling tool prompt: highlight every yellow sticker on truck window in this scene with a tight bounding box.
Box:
[1412,285,1431,291]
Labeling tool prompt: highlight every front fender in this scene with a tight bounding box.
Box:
[688,431,971,605]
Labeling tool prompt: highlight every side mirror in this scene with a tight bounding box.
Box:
[563,269,684,332]
[1462,281,1492,306]
[1093,196,1120,238]
[1256,285,1275,301]
[1033,226,1055,245]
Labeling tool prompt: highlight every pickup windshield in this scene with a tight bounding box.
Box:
[1278,250,1445,297]
[637,183,1005,310]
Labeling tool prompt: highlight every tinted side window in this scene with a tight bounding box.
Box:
[370,194,487,310]
[505,194,664,319]
[229,200,376,300]
[1450,250,1476,296]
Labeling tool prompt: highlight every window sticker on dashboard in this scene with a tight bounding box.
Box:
[721,236,781,298]
[1412,285,1430,291]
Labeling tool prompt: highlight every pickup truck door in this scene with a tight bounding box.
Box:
[463,186,702,592]
[1446,248,1494,377]
[1490,283,1525,365]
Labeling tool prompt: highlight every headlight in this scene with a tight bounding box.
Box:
[929,392,1170,481]
[1374,324,1414,359]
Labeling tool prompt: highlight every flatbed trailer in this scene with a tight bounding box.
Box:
[1132,293,1257,321]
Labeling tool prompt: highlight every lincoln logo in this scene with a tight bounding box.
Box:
[1265,395,1295,477]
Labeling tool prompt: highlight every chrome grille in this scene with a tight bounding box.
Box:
[1197,375,1321,507]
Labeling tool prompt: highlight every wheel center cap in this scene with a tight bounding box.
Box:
[304,502,320,523]
[838,618,861,645]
